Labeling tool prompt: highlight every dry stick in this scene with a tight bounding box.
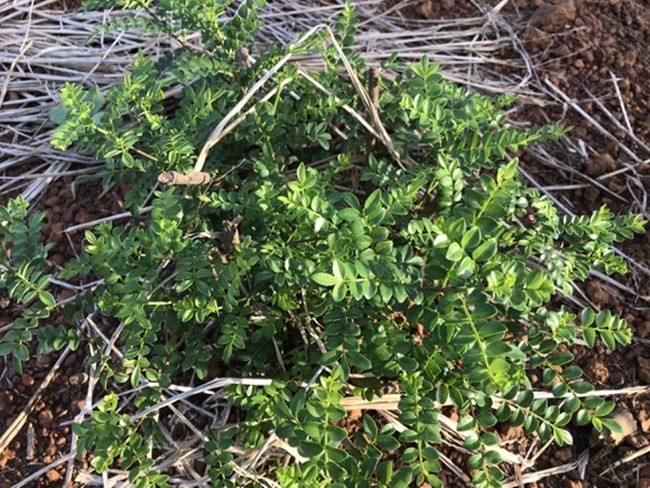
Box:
[158,170,212,186]
[1,2,525,200]
[438,450,473,486]
[526,146,629,204]
[609,71,634,137]
[63,206,153,234]
[80,315,212,470]
[12,452,76,488]
[544,78,642,164]
[0,0,34,109]
[162,78,292,185]
[502,450,589,487]
[340,394,401,411]
[473,0,539,90]
[524,437,554,472]
[600,443,650,476]
[365,66,380,159]
[0,166,100,180]
[239,366,327,480]
[295,68,386,143]
[0,41,34,110]
[375,410,474,486]
[3,0,636,480]
[63,335,98,487]
[0,342,73,456]
[626,177,650,221]
[193,24,324,174]
[584,86,650,156]
[0,7,176,198]
[376,407,524,467]
[131,377,274,421]
[322,24,409,169]
[189,25,408,182]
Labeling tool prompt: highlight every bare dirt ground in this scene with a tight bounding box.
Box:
[0,0,648,487]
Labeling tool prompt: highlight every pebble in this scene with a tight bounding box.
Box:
[21,374,35,387]
[636,321,650,339]
[0,392,14,412]
[599,408,637,445]
[584,358,610,384]
[564,480,583,488]
[38,409,54,426]
[638,409,650,433]
[638,357,650,383]
[46,469,61,482]
[626,433,649,449]
[553,447,573,463]
[36,356,52,369]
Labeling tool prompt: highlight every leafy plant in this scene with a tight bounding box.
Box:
[1,0,646,486]
[0,197,62,373]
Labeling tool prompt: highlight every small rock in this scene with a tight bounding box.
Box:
[599,408,637,445]
[68,372,88,386]
[59,288,76,301]
[35,355,52,369]
[522,25,549,49]
[529,0,576,33]
[418,0,434,19]
[626,346,645,362]
[21,374,35,387]
[193,460,206,475]
[585,280,615,307]
[638,409,650,433]
[553,447,573,462]
[38,409,54,426]
[564,480,583,488]
[626,433,649,449]
[584,358,610,384]
[49,222,64,242]
[347,409,362,423]
[0,392,14,413]
[585,153,616,177]
[638,357,650,383]
[73,210,89,224]
[64,353,78,368]
[50,253,65,267]
[636,321,650,339]
[46,470,61,482]
[45,196,59,207]
[610,371,626,387]
[499,424,524,441]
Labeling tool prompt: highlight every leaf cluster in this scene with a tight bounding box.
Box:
[0,1,646,487]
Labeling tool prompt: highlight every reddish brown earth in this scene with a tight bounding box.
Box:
[410,0,650,487]
[0,177,124,487]
[1,0,649,486]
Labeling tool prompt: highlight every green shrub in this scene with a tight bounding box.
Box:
[1,1,646,486]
